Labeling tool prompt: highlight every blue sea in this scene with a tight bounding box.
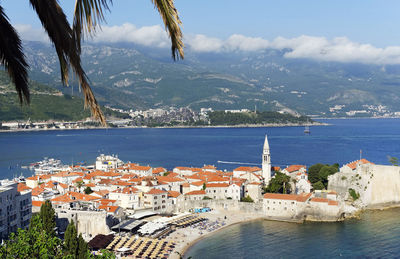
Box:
[1,118,400,179]
[1,118,400,258]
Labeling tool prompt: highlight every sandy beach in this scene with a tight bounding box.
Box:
[167,210,264,259]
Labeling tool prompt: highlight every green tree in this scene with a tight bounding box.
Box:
[64,220,78,257]
[313,181,325,190]
[388,156,399,166]
[308,163,324,184]
[0,0,184,125]
[84,186,93,194]
[39,200,56,237]
[0,214,62,258]
[319,165,338,188]
[202,183,206,190]
[265,172,291,194]
[77,233,89,259]
[75,180,84,192]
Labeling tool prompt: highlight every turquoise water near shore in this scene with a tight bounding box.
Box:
[185,208,400,258]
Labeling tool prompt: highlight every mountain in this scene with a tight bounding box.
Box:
[21,41,400,117]
[0,70,126,122]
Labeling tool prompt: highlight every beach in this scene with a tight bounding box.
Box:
[168,210,264,259]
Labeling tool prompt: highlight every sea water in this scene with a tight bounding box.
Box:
[1,118,400,179]
[185,208,400,258]
[1,118,400,258]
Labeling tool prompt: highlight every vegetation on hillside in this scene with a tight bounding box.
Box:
[208,111,311,126]
[0,71,127,122]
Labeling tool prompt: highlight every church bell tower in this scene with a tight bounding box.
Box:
[262,135,271,185]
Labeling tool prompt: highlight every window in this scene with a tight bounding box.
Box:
[154,196,158,199]
[284,207,287,210]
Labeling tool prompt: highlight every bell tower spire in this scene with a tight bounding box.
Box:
[262,135,271,185]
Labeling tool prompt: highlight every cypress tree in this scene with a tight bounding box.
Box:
[39,200,56,237]
[77,233,89,259]
[64,220,78,256]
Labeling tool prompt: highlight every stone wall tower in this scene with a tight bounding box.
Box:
[262,135,272,185]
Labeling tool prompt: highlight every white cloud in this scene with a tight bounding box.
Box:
[186,34,268,53]
[187,34,224,52]
[269,35,400,65]
[14,24,49,42]
[91,23,170,48]
[14,22,400,65]
[187,33,400,65]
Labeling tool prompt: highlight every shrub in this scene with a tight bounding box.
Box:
[240,195,254,203]
[349,188,360,201]
[202,196,212,200]
[341,176,347,180]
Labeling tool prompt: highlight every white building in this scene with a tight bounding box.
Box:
[109,187,140,209]
[95,154,124,171]
[0,182,32,240]
[143,188,168,212]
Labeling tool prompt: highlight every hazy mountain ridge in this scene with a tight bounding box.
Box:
[22,41,400,117]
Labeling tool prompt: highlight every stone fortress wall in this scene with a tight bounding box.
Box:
[328,163,400,208]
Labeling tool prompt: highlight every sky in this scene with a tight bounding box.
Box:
[3,0,400,64]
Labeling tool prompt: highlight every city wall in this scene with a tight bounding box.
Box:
[56,210,112,240]
[328,164,400,208]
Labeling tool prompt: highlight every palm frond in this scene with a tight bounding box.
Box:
[72,0,112,54]
[0,5,29,104]
[30,0,106,125]
[151,0,184,60]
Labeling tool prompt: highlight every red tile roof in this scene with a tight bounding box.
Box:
[31,187,45,196]
[328,200,339,206]
[233,166,261,172]
[191,181,205,186]
[32,200,44,207]
[263,193,312,202]
[345,159,374,170]
[263,193,299,201]
[185,190,206,195]
[310,197,329,203]
[17,183,31,193]
[285,165,306,173]
[168,191,182,198]
[153,167,167,174]
[206,183,229,188]
[98,205,119,213]
[113,186,139,194]
[146,188,167,195]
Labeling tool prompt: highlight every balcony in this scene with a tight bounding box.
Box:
[22,214,31,222]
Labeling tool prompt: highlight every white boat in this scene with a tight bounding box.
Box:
[304,126,310,134]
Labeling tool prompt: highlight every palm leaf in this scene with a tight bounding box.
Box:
[72,0,112,54]
[29,0,106,125]
[0,5,29,104]
[151,0,184,60]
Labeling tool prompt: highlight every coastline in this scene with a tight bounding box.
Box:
[168,210,265,259]
[177,203,400,258]
[0,121,327,133]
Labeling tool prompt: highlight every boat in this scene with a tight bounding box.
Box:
[304,126,310,134]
